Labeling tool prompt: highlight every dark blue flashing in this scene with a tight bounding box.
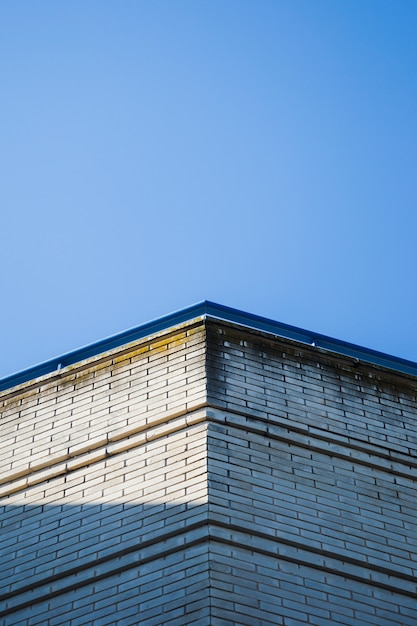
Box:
[1,301,417,393]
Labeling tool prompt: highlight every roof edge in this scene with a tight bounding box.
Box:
[204,302,417,378]
[0,302,207,393]
[1,301,417,393]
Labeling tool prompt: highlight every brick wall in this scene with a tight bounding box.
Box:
[0,321,211,625]
[1,315,417,624]
[205,320,417,624]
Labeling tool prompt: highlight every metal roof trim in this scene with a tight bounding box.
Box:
[1,301,417,393]
[0,302,207,393]
[203,301,417,377]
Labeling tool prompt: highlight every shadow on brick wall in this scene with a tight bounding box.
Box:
[0,501,210,625]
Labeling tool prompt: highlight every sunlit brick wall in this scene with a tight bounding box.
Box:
[0,321,211,626]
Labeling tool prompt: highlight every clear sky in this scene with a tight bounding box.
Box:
[1,1,416,380]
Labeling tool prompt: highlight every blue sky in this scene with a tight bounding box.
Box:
[1,1,416,379]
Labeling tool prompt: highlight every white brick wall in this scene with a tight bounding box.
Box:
[1,317,417,624]
[0,322,210,625]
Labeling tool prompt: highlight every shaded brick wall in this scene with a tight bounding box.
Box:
[205,320,417,624]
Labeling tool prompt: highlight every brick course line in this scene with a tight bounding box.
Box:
[205,407,417,480]
[2,402,416,500]
[207,521,417,593]
[1,518,416,619]
[0,406,208,498]
[0,521,210,617]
